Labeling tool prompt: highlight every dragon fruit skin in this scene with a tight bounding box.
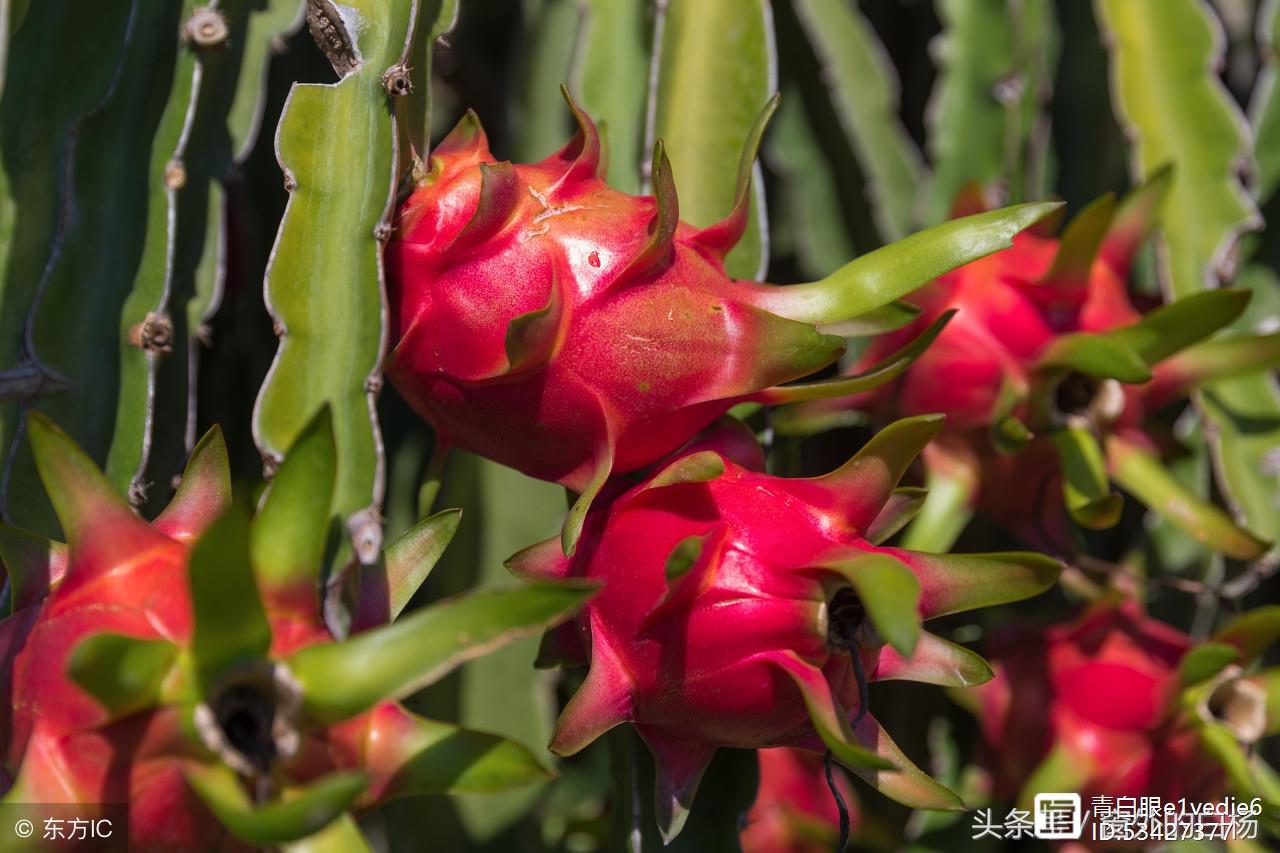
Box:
[0,426,254,850]
[386,100,840,496]
[509,414,1061,839]
[856,228,1145,432]
[848,184,1187,445]
[820,177,1274,555]
[976,600,1225,808]
[0,414,562,851]
[740,748,858,853]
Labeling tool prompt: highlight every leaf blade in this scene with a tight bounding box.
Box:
[188,505,272,686]
[289,582,595,723]
[751,202,1062,325]
[1106,433,1269,560]
[66,632,177,721]
[185,763,366,846]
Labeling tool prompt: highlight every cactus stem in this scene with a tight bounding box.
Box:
[306,0,363,77]
[0,362,72,402]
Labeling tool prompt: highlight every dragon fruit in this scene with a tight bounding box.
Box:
[975,598,1277,827]
[0,411,590,850]
[741,748,858,853]
[508,413,1061,840]
[801,174,1278,555]
[385,89,1058,551]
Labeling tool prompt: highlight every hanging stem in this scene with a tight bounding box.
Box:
[824,750,851,851]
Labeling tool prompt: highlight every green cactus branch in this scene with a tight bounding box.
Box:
[255,0,430,564]
[572,0,649,194]
[647,0,775,279]
[927,0,1059,222]
[1097,0,1280,549]
[107,1,259,513]
[0,2,133,517]
[105,0,203,508]
[789,0,926,242]
[1,2,167,535]
[397,0,457,169]
[1250,0,1280,204]
[229,1,307,162]
[1097,0,1260,296]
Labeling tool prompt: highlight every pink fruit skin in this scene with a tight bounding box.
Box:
[976,601,1223,810]
[511,418,1056,823]
[856,230,1155,431]
[880,231,1061,431]
[741,748,859,853]
[385,109,840,492]
[554,453,879,750]
[6,530,250,851]
[842,222,1174,545]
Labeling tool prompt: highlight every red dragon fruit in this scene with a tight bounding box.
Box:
[0,411,589,851]
[740,748,859,853]
[508,413,1061,840]
[798,175,1278,556]
[385,89,1058,551]
[975,597,1277,833]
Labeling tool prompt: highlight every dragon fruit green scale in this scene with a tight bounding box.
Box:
[384,90,1045,552]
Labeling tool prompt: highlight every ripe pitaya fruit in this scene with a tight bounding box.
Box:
[975,598,1279,826]
[385,89,1059,551]
[0,411,591,851]
[793,173,1278,555]
[741,748,858,853]
[508,413,1062,840]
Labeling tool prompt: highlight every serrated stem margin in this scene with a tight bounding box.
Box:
[254,0,429,563]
